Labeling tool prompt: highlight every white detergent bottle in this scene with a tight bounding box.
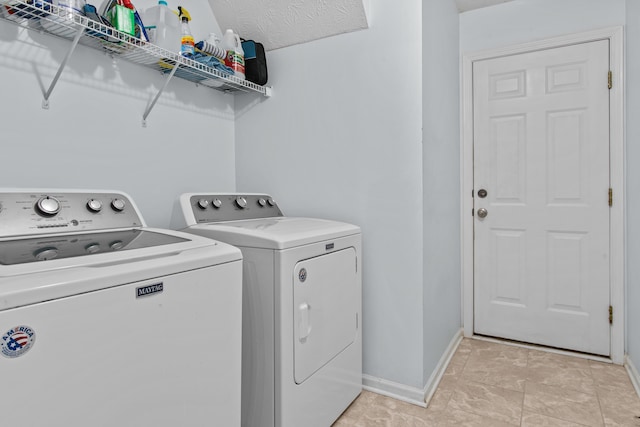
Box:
[199,32,226,61]
[141,0,181,54]
[222,29,245,80]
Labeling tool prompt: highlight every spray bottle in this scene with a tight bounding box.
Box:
[177,6,194,57]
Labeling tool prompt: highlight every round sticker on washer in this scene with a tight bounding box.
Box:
[1,326,36,359]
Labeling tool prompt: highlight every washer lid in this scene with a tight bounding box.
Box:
[186,217,360,250]
[0,228,242,311]
[0,229,188,266]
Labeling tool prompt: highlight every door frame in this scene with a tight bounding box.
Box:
[461,27,625,364]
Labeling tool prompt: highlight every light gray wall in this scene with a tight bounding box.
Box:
[0,2,235,227]
[626,0,639,369]
[460,0,625,53]
[422,0,461,379]
[234,1,426,388]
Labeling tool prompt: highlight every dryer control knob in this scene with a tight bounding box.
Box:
[258,198,267,207]
[197,199,210,210]
[110,241,124,251]
[111,199,126,212]
[267,198,276,207]
[212,198,223,209]
[34,247,58,261]
[235,197,247,209]
[85,243,101,254]
[87,199,103,213]
[36,196,61,217]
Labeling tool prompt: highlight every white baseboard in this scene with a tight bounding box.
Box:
[625,355,640,399]
[362,374,427,408]
[424,328,463,406]
[362,328,464,408]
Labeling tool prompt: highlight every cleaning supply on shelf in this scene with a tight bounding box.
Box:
[84,3,117,40]
[119,0,148,41]
[158,53,234,84]
[195,32,226,61]
[178,6,194,57]
[102,0,135,36]
[222,29,245,80]
[140,0,180,53]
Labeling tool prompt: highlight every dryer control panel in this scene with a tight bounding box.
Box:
[189,194,283,223]
[0,191,143,238]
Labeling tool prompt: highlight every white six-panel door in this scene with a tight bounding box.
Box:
[473,40,611,355]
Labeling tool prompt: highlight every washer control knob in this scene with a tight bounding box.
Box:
[267,198,276,207]
[258,198,267,207]
[34,247,58,261]
[36,196,61,217]
[197,199,210,210]
[212,198,222,209]
[110,241,124,251]
[87,199,103,213]
[111,199,126,212]
[85,243,101,254]
[235,197,247,209]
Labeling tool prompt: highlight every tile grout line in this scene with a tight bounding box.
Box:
[589,360,609,427]
[519,348,530,426]
[436,340,472,421]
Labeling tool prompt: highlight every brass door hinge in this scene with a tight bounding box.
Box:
[609,305,613,325]
[609,188,613,207]
[608,71,613,89]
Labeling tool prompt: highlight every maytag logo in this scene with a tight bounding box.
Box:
[136,283,164,298]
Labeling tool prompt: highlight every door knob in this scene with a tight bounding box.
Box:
[477,208,488,218]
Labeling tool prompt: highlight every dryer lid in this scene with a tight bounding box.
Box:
[187,217,360,250]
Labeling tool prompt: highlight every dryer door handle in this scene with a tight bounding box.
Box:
[298,303,312,343]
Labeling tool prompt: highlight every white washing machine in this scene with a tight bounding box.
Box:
[0,189,243,427]
[172,193,362,427]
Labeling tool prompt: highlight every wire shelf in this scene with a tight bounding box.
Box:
[0,0,272,97]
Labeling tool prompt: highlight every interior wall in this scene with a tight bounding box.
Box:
[460,0,625,53]
[626,0,639,369]
[234,0,426,389]
[422,0,461,380]
[0,1,235,227]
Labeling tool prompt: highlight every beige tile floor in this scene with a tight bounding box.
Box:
[333,338,640,426]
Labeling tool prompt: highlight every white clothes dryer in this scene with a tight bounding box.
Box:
[172,193,362,427]
[0,189,243,427]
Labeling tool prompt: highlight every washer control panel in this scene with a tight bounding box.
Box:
[0,191,142,238]
[189,194,283,223]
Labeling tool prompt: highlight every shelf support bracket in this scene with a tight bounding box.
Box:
[42,26,84,110]
[142,60,180,127]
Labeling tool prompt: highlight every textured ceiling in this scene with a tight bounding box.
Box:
[455,0,514,12]
[207,0,370,51]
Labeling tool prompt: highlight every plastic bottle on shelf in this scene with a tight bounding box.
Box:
[140,0,181,53]
[196,32,226,61]
[222,29,245,80]
[178,6,194,57]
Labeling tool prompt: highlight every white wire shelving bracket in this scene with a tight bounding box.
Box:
[0,0,272,125]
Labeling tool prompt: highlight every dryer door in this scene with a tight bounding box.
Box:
[293,247,358,384]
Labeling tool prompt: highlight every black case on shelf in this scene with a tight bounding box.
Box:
[241,39,268,86]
